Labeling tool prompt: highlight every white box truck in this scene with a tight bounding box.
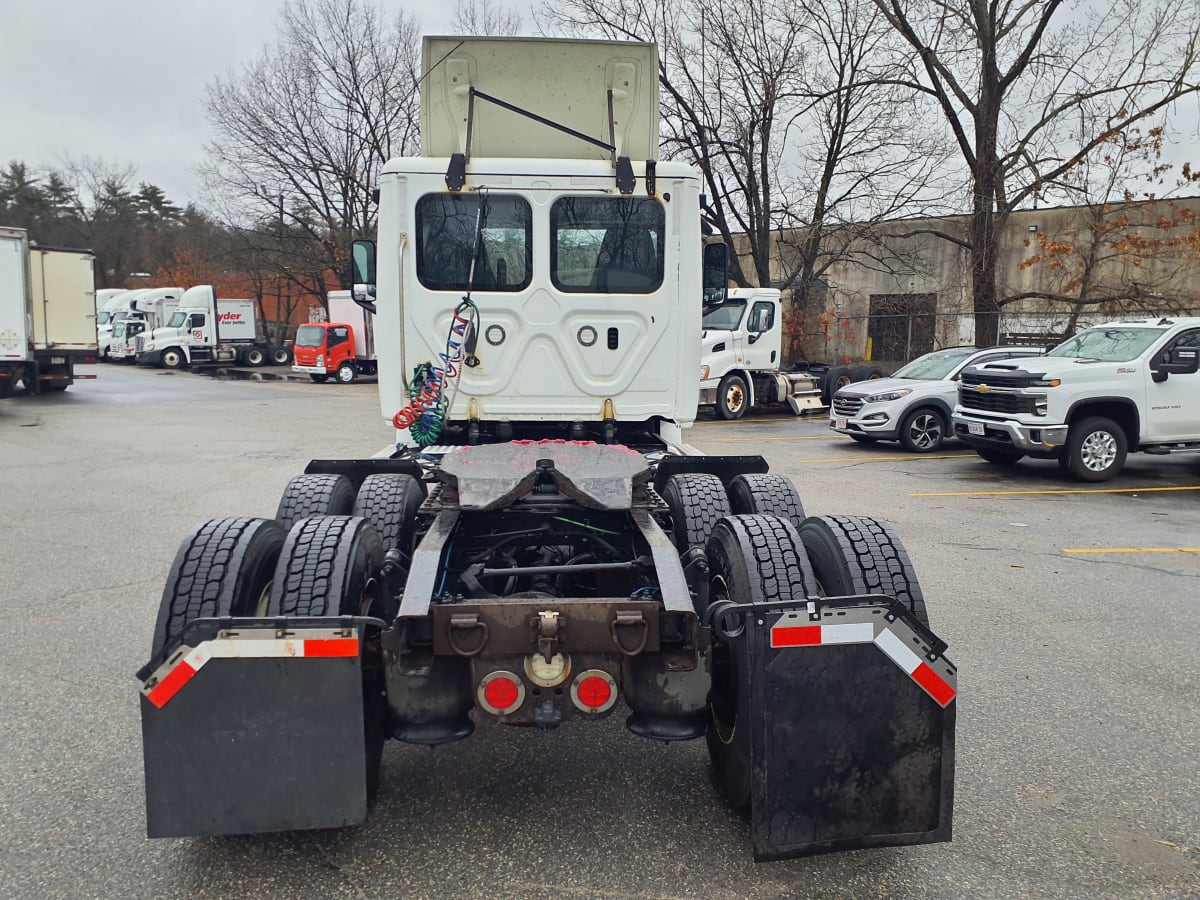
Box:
[1,226,98,396]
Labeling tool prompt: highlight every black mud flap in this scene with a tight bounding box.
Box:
[744,599,955,860]
[139,620,369,838]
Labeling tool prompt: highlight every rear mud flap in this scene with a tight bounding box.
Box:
[742,600,955,860]
[139,622,369,838]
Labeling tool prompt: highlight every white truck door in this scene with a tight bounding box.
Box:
[743,298,779,370]
[1145,327,1200,441]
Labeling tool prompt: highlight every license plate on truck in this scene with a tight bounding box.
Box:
[968,422,984,436]
[51,356,65,365]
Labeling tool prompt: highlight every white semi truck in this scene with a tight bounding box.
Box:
[699,287,825,418]
[109,289,182,361]
[136,37,955,861]
[134,286,280,368]
[0,226,98,397]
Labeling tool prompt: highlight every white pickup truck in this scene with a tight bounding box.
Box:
[952,317,1200,481]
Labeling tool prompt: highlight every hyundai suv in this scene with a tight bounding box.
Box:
[830,346,1044,452]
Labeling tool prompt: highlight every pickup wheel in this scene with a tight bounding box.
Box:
[337,362,358,384]
[660,473,730,553]
[353,473,425,554]
[160,348,185,369]
[309,373,330,384]
[151,517,286,657]
[276,473,357,531]
[798,515,929,627]
[1064,416,1127,482]
[268,516,388,801]
[899,407,947,453]
[705,515,816,810]
[716,373,749,419]
[727,473,805,529]
[977,448,1025,465]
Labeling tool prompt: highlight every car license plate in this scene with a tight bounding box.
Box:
[836,417,847,429]
[968,422,985,436]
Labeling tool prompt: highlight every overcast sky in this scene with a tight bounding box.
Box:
[0,1,464,206]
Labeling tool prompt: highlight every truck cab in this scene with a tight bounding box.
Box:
[699,287,822,419]
[292,322,358,383]
[136,286,259,369]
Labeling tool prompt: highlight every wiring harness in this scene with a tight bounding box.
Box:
[392,297,480,446]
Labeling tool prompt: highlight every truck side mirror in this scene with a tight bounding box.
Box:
[1153,346,1199,381]
[351,240,377,309]
[702,242,728,308]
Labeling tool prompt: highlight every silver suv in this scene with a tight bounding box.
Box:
[830,346,1044,452]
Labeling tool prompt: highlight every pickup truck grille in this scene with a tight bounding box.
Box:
[958,389,1037,415]
[960,370,1034,389]
[832,396,863,416]
[135,336,145,352]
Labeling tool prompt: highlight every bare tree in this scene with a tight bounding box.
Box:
[202,0,421,299]
[454,0,524,35]
[540,0,954,362]
[873,0,1200,341]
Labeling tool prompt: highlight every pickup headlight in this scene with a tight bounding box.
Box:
[1029,378,1061,387]
[700,365,709,380]
[864,388,912,403]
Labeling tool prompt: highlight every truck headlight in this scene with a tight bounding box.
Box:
[1030,378,1061,387]
[700,365,709,380]
[864,389,912,403]
[145,342,156,351]
[316,355,324,367]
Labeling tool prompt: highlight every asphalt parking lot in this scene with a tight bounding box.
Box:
[1,365,1197,899]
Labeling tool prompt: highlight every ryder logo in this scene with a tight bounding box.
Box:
[218,312,245,323]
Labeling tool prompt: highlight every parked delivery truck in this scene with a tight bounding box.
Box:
[134,286,287,369]
[292,289,378,383]
[0,226,98,396]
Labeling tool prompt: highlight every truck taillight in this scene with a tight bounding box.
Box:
[477,671,525,715]
[570,670,617,713]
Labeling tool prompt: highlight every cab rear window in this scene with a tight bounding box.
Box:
[550,197,664,293]
[416,194,532,292]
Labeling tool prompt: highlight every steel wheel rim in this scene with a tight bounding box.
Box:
[338,367,354,383]
[726,384,745,413]
[910,413,941,450]
[1081,431,1117,471]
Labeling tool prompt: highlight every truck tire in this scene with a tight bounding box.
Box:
[727,473,805,529]
[899,407,947,453]
[798,515,928,626]
[276,474,357,531]
[151,517,286,658]
[716,373,749,419]
[822,366,853,400]
[268,516,388,800]
[705,515,817,810]
[160,348,185,369]
[353,473,425,553]
[337,362,358,384]
[660,473,730,553]
[271,346,292,365]
[849,364,872,383]
[976,448,1024,466]
[244,347,267,367]
[1064,416,1127,482]
[309,373,330,384]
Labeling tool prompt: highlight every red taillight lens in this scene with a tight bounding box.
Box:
[484,676,519,710]
[570,669,618,714]
[477,671,525,715]
[576,675,611,708]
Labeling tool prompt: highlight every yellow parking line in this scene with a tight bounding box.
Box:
[706,434,849,442]
[703,452,975,462]
[1063,548,1200,554]
[912,485,1200,497]
[695,417,826,426]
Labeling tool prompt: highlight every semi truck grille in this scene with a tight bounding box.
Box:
[135,336,145,352]
[832,397,863,416]
[958,391,1037,415]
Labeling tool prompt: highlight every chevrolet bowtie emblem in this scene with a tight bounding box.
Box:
[975,384,990,392]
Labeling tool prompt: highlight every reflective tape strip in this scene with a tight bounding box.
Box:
[770,616,957,708]
[142,634,359,709]
[770,622,873,647]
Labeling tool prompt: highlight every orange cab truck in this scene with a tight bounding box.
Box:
[292,290,378,383]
